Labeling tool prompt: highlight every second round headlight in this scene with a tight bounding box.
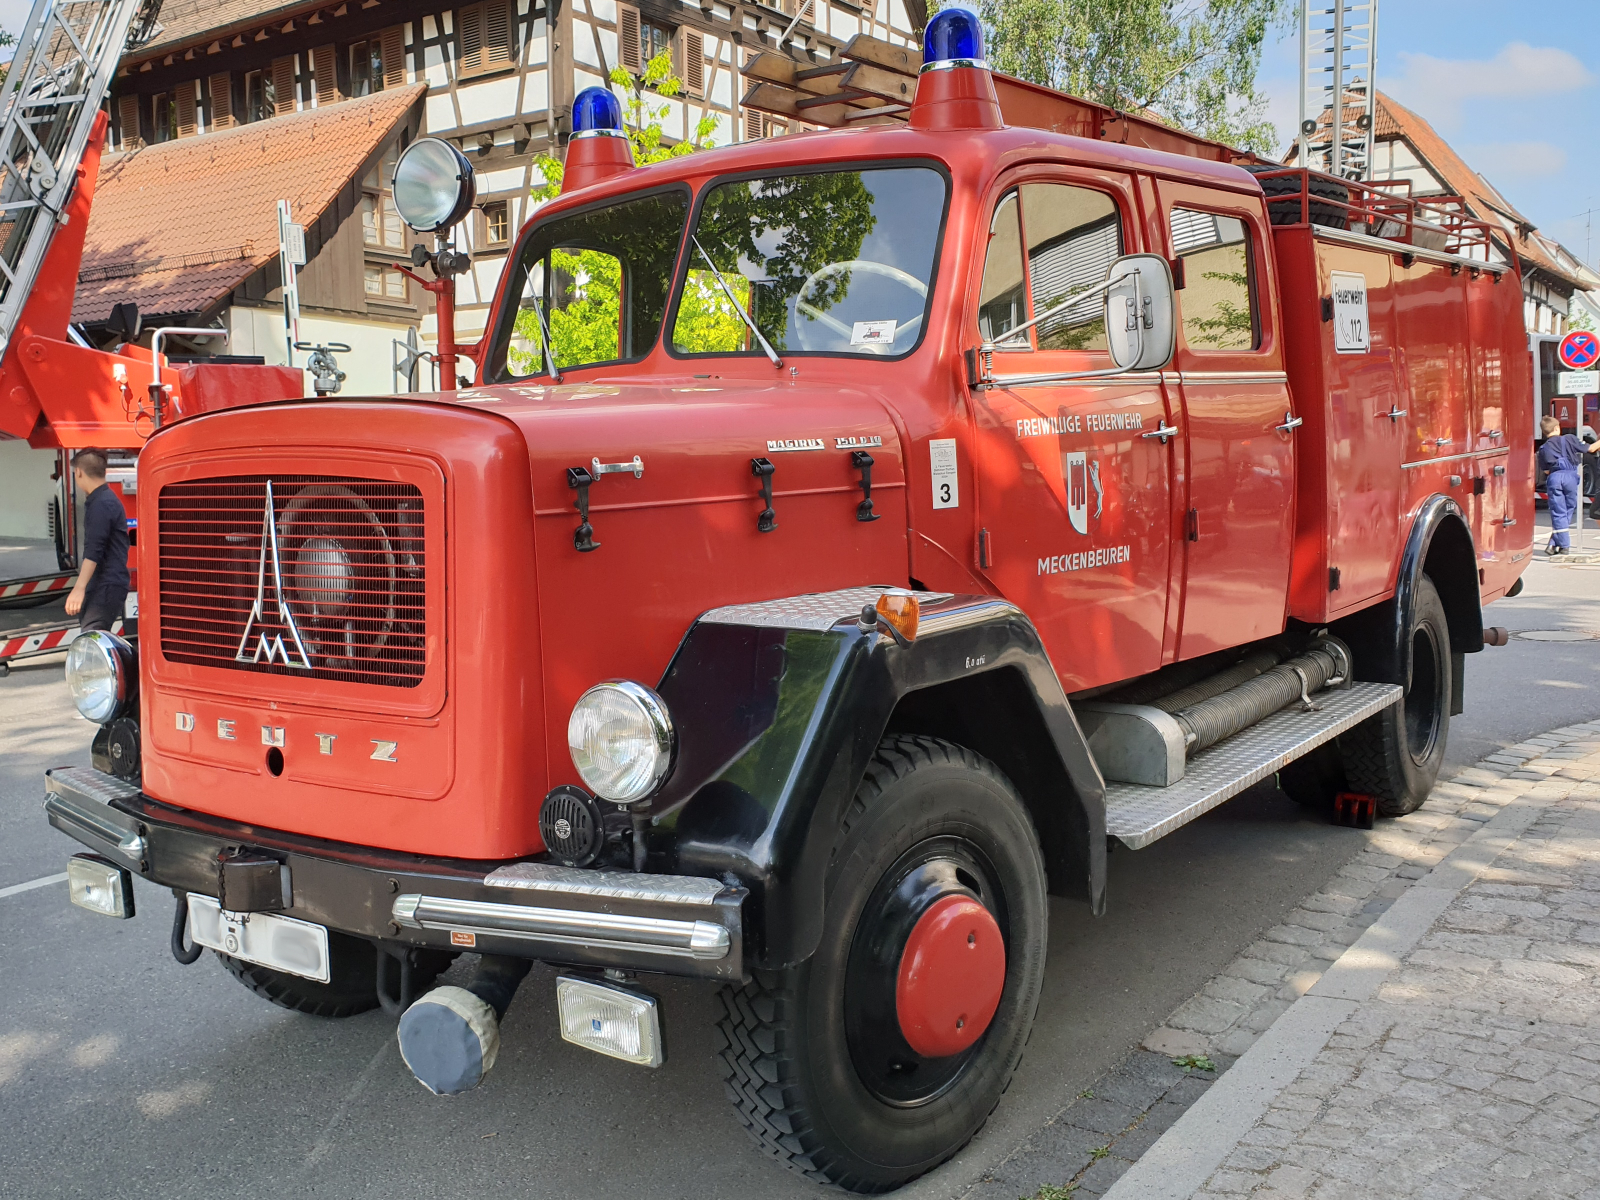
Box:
[567,680,674,804]
[65,630,134,724]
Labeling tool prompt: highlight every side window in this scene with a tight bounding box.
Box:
[1019,184,1121,351]
[977,184,1124,351]
[977,191,1027,343]
[1170,208,1257,351]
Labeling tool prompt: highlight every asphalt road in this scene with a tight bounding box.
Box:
[2,536,1597,1199]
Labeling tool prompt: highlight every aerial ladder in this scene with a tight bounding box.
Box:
[0,0,301,669]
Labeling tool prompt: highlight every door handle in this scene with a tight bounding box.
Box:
[1379,405,1407,422]
[1141,424,1180,444]
[1276,410,1304,433]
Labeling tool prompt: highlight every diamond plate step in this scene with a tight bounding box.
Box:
[1103,681,1402,848]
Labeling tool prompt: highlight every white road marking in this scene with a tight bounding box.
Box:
[0,872,68,899]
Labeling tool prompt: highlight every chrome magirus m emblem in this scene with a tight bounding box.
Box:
[234,480,313,669]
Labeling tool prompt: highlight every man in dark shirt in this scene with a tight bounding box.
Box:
[64,449,130,630]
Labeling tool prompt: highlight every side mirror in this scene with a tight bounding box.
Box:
[1104,254,1175,372]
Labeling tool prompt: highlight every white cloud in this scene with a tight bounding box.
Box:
[1382,42,1595,124]
[1460,141,1568,182]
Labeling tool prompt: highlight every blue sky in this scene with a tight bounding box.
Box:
[1256,0,1600,271]
[0,0,1592,269]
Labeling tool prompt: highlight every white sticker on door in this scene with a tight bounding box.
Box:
[850,319,897,347]
[930,439,959,509]
[1330,271,1369,354]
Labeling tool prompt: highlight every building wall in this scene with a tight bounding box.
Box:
[112,0,921,388]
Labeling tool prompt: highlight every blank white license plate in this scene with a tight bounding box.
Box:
[186,894,331,983]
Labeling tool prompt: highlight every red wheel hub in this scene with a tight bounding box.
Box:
[894,894,1005,1058]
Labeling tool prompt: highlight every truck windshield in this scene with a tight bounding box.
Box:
[670,165,946,360]
[489,187,689,379]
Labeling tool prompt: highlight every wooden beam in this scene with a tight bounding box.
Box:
[840,34,922,76]
[742,52,797,88]
[740,81,802,119]
[839,61,916,104]
[795,88,880,110]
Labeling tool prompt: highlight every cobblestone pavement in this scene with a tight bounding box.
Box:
[964,720,1600,1200]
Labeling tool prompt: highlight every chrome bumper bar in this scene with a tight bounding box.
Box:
[45,768,147,871]
[393,893,733,960]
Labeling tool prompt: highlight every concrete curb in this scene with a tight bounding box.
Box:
[1100,766,1574,1200]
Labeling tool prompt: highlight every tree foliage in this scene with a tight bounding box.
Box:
[957,0,1291,153]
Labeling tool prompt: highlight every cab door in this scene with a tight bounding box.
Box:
[1156,182,1295,659]
[969,170,1177,692]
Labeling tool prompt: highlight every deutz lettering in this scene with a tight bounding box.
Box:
[1037,545,1133,574]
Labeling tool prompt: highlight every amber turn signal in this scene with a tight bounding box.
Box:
[876,590,920,643]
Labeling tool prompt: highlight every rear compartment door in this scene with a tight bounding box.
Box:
[1156,181,1295,659]
[969,168,1176,691]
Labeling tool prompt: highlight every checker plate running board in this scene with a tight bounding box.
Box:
[1103,682,1402,848]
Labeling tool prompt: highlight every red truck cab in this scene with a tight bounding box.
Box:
[48,11,1528,1192]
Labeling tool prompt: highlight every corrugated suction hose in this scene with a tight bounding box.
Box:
[1171,637,1353,757]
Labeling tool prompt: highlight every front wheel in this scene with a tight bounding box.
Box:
[716,735,1047,1193]
[1341,575,1452,815]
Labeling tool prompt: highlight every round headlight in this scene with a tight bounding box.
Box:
[392,137,477,233]
[567,681,674,804]
[65,630,135,725]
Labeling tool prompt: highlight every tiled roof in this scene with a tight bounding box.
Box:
[136,0,313,58]
[1372,93,1589,291]
[75,85,425,324]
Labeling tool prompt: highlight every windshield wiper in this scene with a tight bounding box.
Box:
[527,295,563,383]
[692,236,783,368]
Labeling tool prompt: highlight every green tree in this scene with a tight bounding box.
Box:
[946,0,1290,154]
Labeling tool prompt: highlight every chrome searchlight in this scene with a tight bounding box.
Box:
[392,136,477,233]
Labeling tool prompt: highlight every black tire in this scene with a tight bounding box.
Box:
[1341,576,1452,816]
[715,735,1048,1193]
[1243,165,1350,229]
[217,933,451,1018]
[1278,739,1348,810]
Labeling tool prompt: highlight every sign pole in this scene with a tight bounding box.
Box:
[1559,330,1600,554]
[276,200,306,368]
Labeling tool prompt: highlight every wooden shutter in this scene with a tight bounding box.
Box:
[271,55,296,116]
[618,3,642,73]
[176,84,197,137]
[117,93,142,149]
[743,107,763,141]
[486,1,515,70]
[457,4,484,75]
[208,73,233,129]
[312,44,338,106]
[381,25,406,89]
[679,29,704,97]
[790,0,813,25]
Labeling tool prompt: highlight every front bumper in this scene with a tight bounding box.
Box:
[44,766,747,981]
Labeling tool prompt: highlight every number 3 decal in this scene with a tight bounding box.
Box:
[930,438,960,509]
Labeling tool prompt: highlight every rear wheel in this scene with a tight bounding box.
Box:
[217,933,452,1018]
[716,735,1047,1193]
[1341,576,1452,816]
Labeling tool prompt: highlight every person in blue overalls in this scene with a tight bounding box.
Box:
[1538,415,1599,555]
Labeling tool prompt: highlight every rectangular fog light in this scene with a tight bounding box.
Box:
[556,976,664,1068]
[67,853,135,919]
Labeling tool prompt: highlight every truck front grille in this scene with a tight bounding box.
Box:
[158,475,428,688]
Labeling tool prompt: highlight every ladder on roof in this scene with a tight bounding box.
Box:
[1297,0,1380,181]
[0,0,160,361]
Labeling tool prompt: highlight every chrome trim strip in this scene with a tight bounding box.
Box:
[1401,448,1512,469]
[1176,371,1290,384]
[393,894,732,960]
[44,786,146,869]
[920,57,988,73]
[484,862,727,905]
[1310,224,1511,275]
[568,127,628,140]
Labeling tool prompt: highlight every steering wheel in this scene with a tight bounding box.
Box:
[793,260,929,354]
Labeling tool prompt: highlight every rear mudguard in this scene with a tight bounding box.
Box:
[644,590,1105,971]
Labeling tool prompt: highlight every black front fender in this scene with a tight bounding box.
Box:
[646,591,1104,970]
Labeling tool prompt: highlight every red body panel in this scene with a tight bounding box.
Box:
[130,118,1532,861]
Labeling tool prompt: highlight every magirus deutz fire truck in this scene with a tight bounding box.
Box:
[49,9,1528,1191]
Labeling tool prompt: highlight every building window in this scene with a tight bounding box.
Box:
[365,264,409,301]
[457,2,515,79]
[350,40,384,96]
[641,18,672,65]
[151,92,176,142]
[245,70,274,123]
[482,200,509,247]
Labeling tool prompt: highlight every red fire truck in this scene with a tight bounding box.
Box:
[47,10,1529,1191]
